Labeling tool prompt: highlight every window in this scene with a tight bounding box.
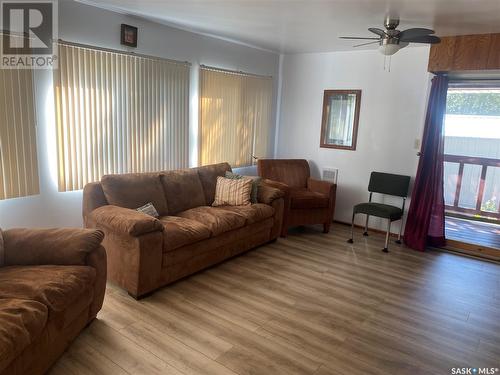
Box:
[54,43,190,192]
[199,66,273,167]
[0,68,39,200]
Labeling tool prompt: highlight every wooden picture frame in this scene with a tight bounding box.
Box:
[320,89,361,150]
[121,24,138,47]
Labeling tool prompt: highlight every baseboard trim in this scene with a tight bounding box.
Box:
[442,239,500,262]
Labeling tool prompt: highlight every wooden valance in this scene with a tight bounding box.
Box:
[428,33,500,73]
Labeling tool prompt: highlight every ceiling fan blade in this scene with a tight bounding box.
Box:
[353,40,380,47]
[368,27,386,37]
[403,35,441,44]
[340,36,380,40]
[399,28,435,40]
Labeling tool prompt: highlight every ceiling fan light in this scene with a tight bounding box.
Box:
[378,43,400,56]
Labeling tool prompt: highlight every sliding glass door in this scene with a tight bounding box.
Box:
[443,81,500,252]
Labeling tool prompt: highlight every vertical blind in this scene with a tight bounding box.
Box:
[199,67,273,167]
[54,43,190,192]
[0,68,39,200]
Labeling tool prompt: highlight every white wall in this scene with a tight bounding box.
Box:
[276,47,432,233]
[0,0,279,229]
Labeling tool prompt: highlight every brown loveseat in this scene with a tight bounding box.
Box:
[0,228,106,375]
[83,162,284,298]
[258,159,337,236]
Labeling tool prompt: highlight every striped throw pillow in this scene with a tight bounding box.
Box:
[225,171,261,204]
[136,202,159,218]
[212,176,252,206]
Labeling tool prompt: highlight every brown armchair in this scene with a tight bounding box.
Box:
[0,228,106,375]
[258,159,336,236]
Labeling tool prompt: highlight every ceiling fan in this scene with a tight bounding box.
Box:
[340,16,441,56]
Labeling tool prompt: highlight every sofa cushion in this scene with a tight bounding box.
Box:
[0,265,96,315]
[195,163,232,205]
[177,206,246,236]
[212,176,252,207]
[0,229,3,267]
[101,173,168,215]
[161,219,274,269]
[161,169,206,214]
[218,204,275,224]
[159,216,211,252]
[0,298,48,374]
[290,189,330,209]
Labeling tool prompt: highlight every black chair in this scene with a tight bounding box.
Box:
[347,172,411,252]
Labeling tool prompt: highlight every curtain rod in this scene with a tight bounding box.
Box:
[200,64,272,79]
[58,39,191,67]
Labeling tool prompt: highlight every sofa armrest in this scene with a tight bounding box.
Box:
[307,178,336,198]
[257,184,284,205]
[261,179,291,237]
[2,227,104,266]
[88,205,163,237]
[86,205,163,298]
[261,179,291,208]
[261,179,290,194]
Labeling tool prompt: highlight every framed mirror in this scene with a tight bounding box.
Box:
[320,89,361,150]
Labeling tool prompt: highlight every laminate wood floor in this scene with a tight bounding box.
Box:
[49,224,500,375]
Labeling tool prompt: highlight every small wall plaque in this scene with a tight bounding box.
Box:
[121,24,138,47]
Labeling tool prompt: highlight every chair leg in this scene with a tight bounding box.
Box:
[323,222,330,233]
[347,212,355,243]
[280,225,288,238]
[383,219,391,252]
[396,220,403,244]
[363,215,369,236]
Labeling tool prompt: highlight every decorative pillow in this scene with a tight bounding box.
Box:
[225,171,261,204]
[0,228,4,267]
[101,173,168,215]
[136,202,159,218]
[212,176,252,207]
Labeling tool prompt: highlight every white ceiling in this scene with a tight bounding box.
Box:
[79,0,500,54]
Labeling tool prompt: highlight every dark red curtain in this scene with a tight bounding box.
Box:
[404,74,448,251]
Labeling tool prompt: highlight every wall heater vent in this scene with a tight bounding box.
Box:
[322,167,338,184]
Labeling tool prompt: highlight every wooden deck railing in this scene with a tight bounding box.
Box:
[444,154,500,220]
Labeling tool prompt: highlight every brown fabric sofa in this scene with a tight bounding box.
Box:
[0,228,106,375]
[258,159,336,236]
[83,162,284,299]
